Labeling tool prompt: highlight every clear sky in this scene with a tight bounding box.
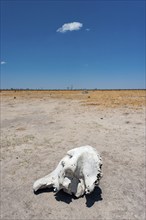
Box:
[1,0,145,89]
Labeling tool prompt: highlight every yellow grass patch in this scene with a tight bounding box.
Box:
[1,90,146,109]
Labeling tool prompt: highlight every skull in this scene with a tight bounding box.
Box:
[33,145,103,198]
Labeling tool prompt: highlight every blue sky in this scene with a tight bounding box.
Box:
[1,0,145,89]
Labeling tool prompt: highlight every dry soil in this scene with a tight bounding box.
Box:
[1,90,146,220]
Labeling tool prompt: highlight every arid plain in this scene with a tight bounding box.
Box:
[1,90,146,220]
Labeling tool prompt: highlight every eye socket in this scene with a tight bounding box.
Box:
[94,180,98,185]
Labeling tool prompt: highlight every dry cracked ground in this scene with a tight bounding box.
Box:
[0,90,146,220]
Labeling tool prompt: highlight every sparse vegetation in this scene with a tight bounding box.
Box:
[1,89,146,109]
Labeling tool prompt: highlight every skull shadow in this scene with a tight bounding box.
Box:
[34,186,102,207]
[85,186,103,207]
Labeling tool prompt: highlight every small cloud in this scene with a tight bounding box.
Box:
[1,61,6,65]
[57,22,83,33]
[85,28,90,31]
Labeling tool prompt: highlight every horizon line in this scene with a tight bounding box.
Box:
[0,88,145,91]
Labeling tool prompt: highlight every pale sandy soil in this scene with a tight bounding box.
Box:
[1,90,146,220]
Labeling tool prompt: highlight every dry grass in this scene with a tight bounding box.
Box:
[1,90,146,109]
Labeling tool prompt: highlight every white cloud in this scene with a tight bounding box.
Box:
[1,61,6,65]
[85,28,90,31]
[57,22,83,33]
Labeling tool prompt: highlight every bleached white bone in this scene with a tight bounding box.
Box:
[33,145,102,198]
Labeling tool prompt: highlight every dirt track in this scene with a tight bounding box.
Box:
[1,90,146,219]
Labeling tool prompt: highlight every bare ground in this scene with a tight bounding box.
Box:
[0,90,146,220]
